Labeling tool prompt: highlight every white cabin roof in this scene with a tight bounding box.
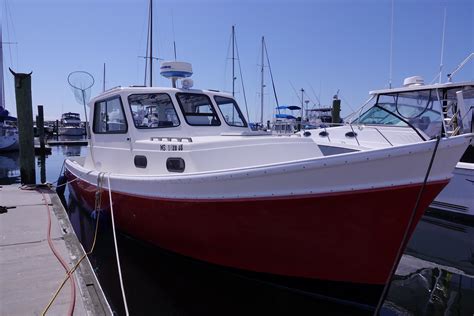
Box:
[89,86,233,106]
[369,81,474,95]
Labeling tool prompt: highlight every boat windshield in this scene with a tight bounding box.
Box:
[129,93,180,129]
[213,96,247,127]
[176,93,221,126]
[355,89,443,139]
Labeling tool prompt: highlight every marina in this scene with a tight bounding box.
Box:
[0,0,473,315]
[1,146,474,314]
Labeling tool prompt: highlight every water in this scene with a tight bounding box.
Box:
[1,145,473,315]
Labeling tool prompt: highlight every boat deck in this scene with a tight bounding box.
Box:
[0,184,111,315]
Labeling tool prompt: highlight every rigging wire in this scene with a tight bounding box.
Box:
[307,81,322,107]
[289,81,302,104]
[234,31,250,122]
[222,30,232,93]
[263,39,280,114]
[4,0,14,66]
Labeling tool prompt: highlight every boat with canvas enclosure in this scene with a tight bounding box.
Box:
[302,70,473,218]
[64,61,472,308]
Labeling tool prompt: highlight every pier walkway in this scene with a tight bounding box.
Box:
[0,184,111,315]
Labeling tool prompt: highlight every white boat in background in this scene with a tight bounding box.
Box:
[0,108,19,152]
[64,61,473,308]
[302,73,474,217]
[59,112,85,136]
[0,23,18,152]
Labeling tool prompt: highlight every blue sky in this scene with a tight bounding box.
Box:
[2,0,473,121]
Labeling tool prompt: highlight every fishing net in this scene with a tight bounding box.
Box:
[67,71,95,106]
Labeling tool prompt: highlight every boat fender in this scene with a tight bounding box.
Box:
[56,175,67,196]
[303,131,311,137]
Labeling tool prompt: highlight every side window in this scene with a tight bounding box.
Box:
[176,93,221,126]
[214,96,247,127]
[128,93,180,128]
[93,96,128,134]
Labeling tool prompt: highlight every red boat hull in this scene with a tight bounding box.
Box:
[66,170,447,287]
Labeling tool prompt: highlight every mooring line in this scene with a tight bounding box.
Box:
[107,173,130,316]
[373,136,441,315]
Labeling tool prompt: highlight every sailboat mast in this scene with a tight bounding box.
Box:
[301,88,304,124]
[232,25,235,97]
[149,0,153,87]
[260,36,265,125]
[102,63,106,92]
[0,24,5,108]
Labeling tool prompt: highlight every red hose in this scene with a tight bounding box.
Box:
[41,190,76,315]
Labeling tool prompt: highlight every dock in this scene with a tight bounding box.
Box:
[0,184,111,315]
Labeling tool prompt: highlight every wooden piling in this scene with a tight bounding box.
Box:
[10,69,35,184]
[37,105,45,150]
[37,105,46,183]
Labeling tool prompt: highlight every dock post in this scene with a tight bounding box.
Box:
[10,69,36,185]
[37,105,46,183]
[332,97,341,125]
[55,119,59,140]
[37,105,45,150]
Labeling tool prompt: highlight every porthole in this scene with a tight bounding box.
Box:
[166,157,185,173]
[134,155,147,168]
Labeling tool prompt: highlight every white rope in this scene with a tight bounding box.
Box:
[106,173,130,316]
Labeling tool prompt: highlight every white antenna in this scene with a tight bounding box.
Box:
[438,8,447,84]
[389,0,394,89]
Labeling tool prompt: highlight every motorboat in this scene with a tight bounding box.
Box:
[302,75,473,218]
[0,106,19,152]
[59,112,85,136]
[64,62,472,307]
[272,105,300,134]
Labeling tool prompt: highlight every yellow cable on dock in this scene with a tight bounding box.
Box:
[41,173,105,315]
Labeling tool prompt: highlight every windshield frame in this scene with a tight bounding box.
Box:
[213,95,248,128]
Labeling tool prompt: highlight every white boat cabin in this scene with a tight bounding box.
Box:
[303,78,474,149]
[84,86,325,175]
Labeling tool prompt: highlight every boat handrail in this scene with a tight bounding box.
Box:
[150,136,193,143]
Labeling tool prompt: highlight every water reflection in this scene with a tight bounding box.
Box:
[0,141,85,185]
[386,267,474,315]
[405,214,474,275]
[0,151,20,184]
[383,213,474,315]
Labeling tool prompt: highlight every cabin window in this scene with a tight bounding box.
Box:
[128,93,180,129]
[176,93,221,126]
[93,96,128,134]
[214,96,247,127]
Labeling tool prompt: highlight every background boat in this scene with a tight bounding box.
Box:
[58,112,85,136]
